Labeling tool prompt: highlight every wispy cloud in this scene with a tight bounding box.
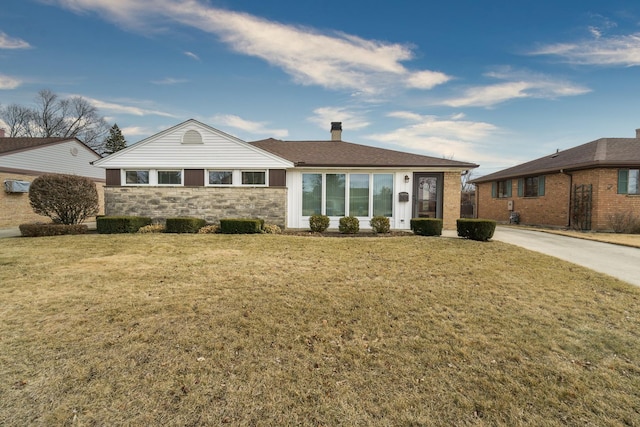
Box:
[81,96,177,117]
[366,111,500,163]
[120,126,153,137]
[151,77,189,85]
[438,68,590,108]
[530,31,640,66]
[0,31,31,49]
[0,74,22,89]
[308,106,371,134]
[184,51,200,60]
[48,0,450,96]
[212,114,288,138]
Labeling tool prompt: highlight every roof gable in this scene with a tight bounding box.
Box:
[250,138,478,169]
[93,119,293,169]
[0,137,97,156]
[474,137,640,183]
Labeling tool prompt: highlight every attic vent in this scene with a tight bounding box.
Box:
[182,130,203,144]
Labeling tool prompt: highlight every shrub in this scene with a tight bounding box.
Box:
[607,211,640,233]
[28,173,99,225]
[197,225,220,234]
[97,216,152,234]
[263,224,282,234]
[138,224,165,234]
[165,217,207,233]
[220,218,264,234]
[309,214,330,233]
[410,218,443,236]
[339,216,359,234]
[370,216,391,234]
[19,223,88,237]
[457,218,496,241]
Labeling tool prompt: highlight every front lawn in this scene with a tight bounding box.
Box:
[1,234,639,425]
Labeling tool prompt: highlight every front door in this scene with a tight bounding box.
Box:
[413,173,443,219]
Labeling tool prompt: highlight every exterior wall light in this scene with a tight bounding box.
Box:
[404,175,410,183]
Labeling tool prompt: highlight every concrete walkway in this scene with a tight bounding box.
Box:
[490,226,640,287]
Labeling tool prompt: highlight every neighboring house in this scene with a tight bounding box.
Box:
[93,119,478,230]
[472,129,640,231]
[0,132,105,228]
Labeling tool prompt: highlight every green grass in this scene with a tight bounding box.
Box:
[1,234,640,425]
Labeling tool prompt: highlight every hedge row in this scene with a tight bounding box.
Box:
[96,216,152,234]
[19,223,88,237]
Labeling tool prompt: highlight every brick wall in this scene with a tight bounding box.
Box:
[1,172,105,228]
[476,173,571,227]
[104,186,288,227]
[442,171,462,230]
[476,168,640,231]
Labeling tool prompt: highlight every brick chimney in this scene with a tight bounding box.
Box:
[331,122,342,141]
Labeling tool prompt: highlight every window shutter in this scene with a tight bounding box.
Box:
[538,175,545,196]
[618,169,629,194]
[506,180,512,197]
[517,178,523,197]
[491,182,497,198]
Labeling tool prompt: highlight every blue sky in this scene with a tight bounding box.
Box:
[2,0,640,176]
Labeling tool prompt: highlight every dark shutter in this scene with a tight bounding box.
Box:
[618,169,629,194]
[184,169,204,186]
[106,169,121,186]
[269,169,286,187]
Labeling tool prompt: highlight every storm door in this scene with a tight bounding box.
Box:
[413,173,443,219]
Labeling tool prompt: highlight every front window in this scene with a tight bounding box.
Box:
[125,170,149,184]
[158,170,182,185]
[349,174,370,217]
[302,173,322,216]
[326,174,346,216]
[373,174,393,217]
[524,177,538,197]
[242,171,266,185]
[497,180,511,198]
[209,171,233,185]
[630,170,640,194]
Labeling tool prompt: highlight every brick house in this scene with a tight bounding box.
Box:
[472,129,640,231]
[93,119,478,230]
[0,133,105,228]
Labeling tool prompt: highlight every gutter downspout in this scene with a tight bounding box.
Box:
[560,169,573,228]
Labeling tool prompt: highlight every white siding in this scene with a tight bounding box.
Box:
[95,120,293,169]
[0,140,104,180]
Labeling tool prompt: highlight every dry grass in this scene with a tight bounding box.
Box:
[1,234,640,426]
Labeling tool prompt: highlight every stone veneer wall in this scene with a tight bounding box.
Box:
[104,186,287,227]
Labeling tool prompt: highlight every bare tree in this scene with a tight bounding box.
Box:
[0,89,109,153]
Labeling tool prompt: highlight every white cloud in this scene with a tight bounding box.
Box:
[81,96,177,117]
[0,74,22,89]
[0,31,31,49]
[120,126,152,136]
[308,107,370,133]
[212,114,288,138]
[530,32,640,66]
[184,51,200,60]
[151,77,189,85]
[48,0,450,95]
[439,68,590,108]
[366,111,500,163]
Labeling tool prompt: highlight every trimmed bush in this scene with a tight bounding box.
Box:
[138,224,165,234]
[19,223,88,237]
[165,217,207,233]
[339,216,360,234]
[309,214,330,233]
[370,216,391,234]
[457,218,496,241]
[220,218,264,234]
[28,173,99,225]
[97,216,152,234]
[410,218,443,236]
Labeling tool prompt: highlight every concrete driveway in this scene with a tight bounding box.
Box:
[491,226,640,287]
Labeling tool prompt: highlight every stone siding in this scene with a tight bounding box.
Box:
[442,171,463,230]
[104,186,288,227]
[1,172,105,228]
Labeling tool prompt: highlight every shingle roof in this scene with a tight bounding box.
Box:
[249,138,478,169]
[0,137,76,155]
[473,137,640,183]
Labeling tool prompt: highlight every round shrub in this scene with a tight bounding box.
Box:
[456,219,496,241]
[28,173,99,225]
[410,218,443,236]
[309,214,330,232]
[370,216,390,234]
[339,216,360,234]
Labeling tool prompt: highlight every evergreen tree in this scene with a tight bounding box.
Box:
[103,123,127,156]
